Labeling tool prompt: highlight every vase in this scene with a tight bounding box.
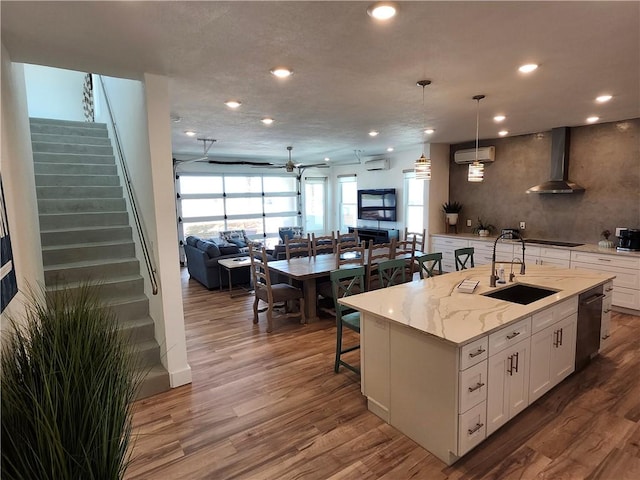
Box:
[598,239,614,248]
[446,213,459,225]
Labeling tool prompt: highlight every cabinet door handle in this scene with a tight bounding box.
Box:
[506,331,521,340]
[468,381,485,393]
[513,352,519,373]
[559,327,563,346]
[469,348,486,358]
[507,354,514,375]
[553,330,559,348]
[468,422,484,435]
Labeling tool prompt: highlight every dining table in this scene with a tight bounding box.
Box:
[267,250,423,322]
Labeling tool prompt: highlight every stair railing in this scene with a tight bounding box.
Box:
[97,75,158,295]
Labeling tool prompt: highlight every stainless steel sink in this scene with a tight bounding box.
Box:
[483,284,558,305]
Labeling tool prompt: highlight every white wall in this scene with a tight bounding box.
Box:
[0,46,45,329]
[24,64,86,121]
[94,73,191,387]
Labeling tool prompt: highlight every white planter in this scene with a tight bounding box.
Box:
[598,239,614,248]
[446,213,459,225]
[478,229,489,237]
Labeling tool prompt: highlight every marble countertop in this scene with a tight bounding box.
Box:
[339,264,614,347]
[430,233,640,259]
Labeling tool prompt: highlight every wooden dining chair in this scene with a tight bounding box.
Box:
[454,247,475,271]
[395,236,417,277]
[335,240,366,269]
[330,265,366,375]
[336,229,359,248]
[311,232,336,257]
[404,227,426,253]
[416,252,443,278]
[248,244,305,333]
[285,234,311,260]
[365,238,396,291]
[377,258,409,287]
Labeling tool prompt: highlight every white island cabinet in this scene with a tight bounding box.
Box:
[341,264,613,466]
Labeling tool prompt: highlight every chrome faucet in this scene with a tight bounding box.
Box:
[490,232,526,287]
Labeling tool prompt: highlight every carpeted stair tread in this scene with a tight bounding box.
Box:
[41,239,134,251]
[43,257,139,271]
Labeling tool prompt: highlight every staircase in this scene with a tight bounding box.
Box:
[29,117,170,399]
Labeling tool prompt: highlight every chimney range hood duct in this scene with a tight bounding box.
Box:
[526,127,585,194]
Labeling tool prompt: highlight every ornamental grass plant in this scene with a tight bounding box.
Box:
[1,283,143,480]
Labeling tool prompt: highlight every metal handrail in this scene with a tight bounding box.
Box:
[97,75,158,295]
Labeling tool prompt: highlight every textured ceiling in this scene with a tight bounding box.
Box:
[2,1,639,166]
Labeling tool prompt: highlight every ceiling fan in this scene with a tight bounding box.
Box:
[263,146,330,173]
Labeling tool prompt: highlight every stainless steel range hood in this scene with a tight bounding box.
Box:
[526,127,585,194]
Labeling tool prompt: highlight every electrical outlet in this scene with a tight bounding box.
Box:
[466,219,472,227]
[519,221,526,230]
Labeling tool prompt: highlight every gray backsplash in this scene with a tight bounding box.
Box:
[448,118,640,244]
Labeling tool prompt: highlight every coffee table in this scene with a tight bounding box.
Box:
[217,257,253,298]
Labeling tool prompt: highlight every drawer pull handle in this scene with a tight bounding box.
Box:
[506,331,521,340]
[604,309,611,314]
[602,334,611,340]
[469,348,486,358]
[597,258,612,262]
[468,382,485,393]
[606,287,614,292]
[468,422,484,435]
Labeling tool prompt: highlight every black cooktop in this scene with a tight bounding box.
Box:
[525,238,584,247]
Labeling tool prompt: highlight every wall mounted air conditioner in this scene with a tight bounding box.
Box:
[454,146,495,164]
[365,157,390,171]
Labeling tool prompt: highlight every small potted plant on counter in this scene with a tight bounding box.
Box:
[599,229,614,248]
[472,217,496,237]
[442,201,463,226]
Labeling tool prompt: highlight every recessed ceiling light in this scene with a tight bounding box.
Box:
[261,118,274,125]
[225,100,241,108]
[586,116,599,123]
[424,128,435,134]
[324,157,330,162]
[367,2,397,20]
[518,63,538,73]
[596,94,612,103]
[184,130,196,137]
[494,115,506,122]
[369,130,379,137]
[498,130,509,136]
[386,147,394,152]
[270,68,292,78]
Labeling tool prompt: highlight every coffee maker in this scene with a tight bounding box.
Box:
[617,228,640,251]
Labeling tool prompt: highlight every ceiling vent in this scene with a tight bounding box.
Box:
[365,157,390,171]
[454,146,495,164]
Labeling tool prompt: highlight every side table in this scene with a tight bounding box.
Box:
[218,257,253,298]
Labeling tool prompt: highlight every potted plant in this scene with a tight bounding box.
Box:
[472,217,496,237]
[599,229,614,249]
[442,201,463,226]
[1,283,144,479]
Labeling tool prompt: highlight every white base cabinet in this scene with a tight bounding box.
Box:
[360,293,590,466]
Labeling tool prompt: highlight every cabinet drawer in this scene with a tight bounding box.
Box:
[571,251,640,270]
[432,237,469,249]
[539,257,570,268]
[459,360,488,414]
[532,298,578,333]
[612,285,640,310]
[460,336,489,370]
[539,247,571,261]
[457,401,487,456]
[489,317,531,355]
[571,261,638,289]
[603,281,614,298]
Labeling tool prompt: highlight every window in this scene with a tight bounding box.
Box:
[404,171,425,232]
[304,177,327,234]
[338,176,357,232]
[177,173,299,246]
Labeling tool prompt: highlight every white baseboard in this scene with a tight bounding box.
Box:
[169,364,192,387]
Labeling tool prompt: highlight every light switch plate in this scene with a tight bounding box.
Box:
[466,219,472,227]
[519,221,526,230]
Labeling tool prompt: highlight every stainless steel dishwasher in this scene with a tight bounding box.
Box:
[575,285,605,371]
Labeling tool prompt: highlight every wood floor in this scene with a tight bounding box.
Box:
[125,268,640,479]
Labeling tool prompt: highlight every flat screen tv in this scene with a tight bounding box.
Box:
[357,188,397,222]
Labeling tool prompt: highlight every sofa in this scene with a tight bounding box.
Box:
[184,235,252,290]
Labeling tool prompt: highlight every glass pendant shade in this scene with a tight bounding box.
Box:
[415,153,431,180]
[468,161,484,182]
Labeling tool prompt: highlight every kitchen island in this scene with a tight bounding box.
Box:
[339,264,614,465]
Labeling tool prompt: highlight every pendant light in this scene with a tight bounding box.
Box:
[468,94,485,182]
[414,80,432,180]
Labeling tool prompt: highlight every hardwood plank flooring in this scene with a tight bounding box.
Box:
[125,268,640,479]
